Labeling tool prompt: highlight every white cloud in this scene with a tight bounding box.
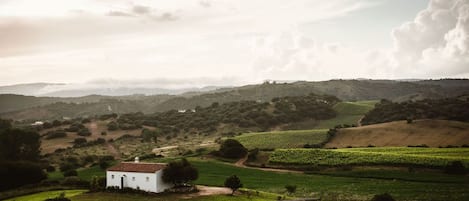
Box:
[390,0,469,78]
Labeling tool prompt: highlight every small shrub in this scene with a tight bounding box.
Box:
[285,184,297,195]
[63,169,78,177]
[371,193,395,201]
[46,165,56,172]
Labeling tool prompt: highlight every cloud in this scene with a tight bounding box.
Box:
[250,31,379,81]
[107,11,134,17]
[390,0,469,77]
[132,5,151,15]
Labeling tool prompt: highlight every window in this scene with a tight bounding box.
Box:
[132,177,135,181]
[146,177,149,182]
[111,175,114,179]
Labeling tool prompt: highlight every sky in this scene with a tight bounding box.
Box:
[0,0,468,88]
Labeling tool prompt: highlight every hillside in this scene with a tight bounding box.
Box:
[324,119,469,148]
[361,98,469,125]
[2,79,469,121]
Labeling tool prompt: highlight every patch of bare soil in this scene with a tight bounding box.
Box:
[325,119,469,148]
[181,185,232,199]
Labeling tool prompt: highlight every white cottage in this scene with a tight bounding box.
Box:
[106,158,173,193]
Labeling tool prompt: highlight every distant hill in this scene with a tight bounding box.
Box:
[324,119,469,148]
[0,82,224,97]
[2,79,469,121]
[361,98,469,125]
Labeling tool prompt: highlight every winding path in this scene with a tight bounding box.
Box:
[233,155,303,174]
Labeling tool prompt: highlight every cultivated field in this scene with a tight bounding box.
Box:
[325,119,469,148]
[234,129,327,149]
[269,147,469,168]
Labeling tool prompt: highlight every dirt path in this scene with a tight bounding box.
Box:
[180,185,232,199]
[233,155,303,174]
[106,142,121,160]
[152,145,179,153]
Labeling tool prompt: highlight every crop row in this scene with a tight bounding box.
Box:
[269,148,469,168]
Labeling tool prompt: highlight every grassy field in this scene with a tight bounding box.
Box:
[191,159,469,201]
[48,165,107,181]
[314,101,377,129]
[325,119,469,148]
[234,129,327,149]
[269,147,469,168]
[59,191,279,201]
[44,157,469,200]
[5,189,87,201]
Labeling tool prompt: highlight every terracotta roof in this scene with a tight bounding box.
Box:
[107,162,166,173]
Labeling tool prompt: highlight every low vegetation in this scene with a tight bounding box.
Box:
[269,147,469,168]
[235,129,328,150]
[362,98,469,125]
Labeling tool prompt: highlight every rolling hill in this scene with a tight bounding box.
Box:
[2,79,469,121]
[324,119,469,148]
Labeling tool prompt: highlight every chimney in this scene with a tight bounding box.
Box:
[134,157,139,163]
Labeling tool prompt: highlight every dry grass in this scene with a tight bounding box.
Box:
[325,119,469,148]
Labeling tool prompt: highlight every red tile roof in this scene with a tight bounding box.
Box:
[107,162,166,173]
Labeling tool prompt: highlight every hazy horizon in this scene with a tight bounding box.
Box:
[1,0,469,87]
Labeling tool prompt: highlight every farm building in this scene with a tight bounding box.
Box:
[106,157,173,193]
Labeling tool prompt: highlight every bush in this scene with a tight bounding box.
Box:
[444,161,466,175]
[90,176,106,192]
[61,176,89,188]
[0,161,47,191]
[46,165,56,172]
[73,138,87,146]
[285,184,297,195]
[63,169,78,177]
[371,193,395,201]
[45,130,67,139]
[107,121,119,131]
[77,128,91,136]
[219,139,248,159]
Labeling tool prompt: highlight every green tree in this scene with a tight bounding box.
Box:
[0,128,41,161]
[90,176,106,192]
[219,139,247,159]
[224,175,242,195]
[162,159,198,186]
[285,184,297,195]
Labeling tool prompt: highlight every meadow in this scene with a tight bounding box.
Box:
[191,159,469,201]
[234,129,327,150]
[269,147,469,168]
[5,189,87,201]
[313,101,377,129]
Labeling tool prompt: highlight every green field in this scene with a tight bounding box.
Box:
[48,165,106,182]
[42,157,469,200]
[269,148,469,167]
[234,129,327,150]
[191,159,469,201]
[5,189,87,201]
[314,101,377,129]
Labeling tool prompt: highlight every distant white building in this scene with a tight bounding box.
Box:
[31,121,44,126]
[106,157,173,193]
[177,109,186,113]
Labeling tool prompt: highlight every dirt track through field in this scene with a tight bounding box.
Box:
[180,185,232,199]
[233,155,303,174]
